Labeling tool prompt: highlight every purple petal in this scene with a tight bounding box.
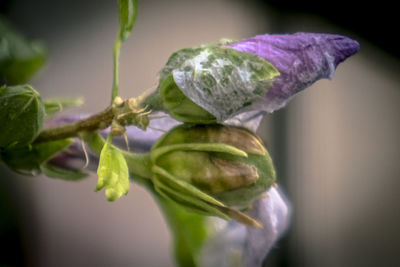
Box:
[201,187,291,267]
[243,187,291,266]
[47,141,99,172]
[229,33,360,112]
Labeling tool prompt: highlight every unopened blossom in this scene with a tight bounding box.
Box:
[47,113,290,266]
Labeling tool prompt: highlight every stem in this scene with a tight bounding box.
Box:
[111,38,121,102]
[34,106,114,143]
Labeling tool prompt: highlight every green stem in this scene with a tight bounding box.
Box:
[111,38,122,102]
[124,152,153,180]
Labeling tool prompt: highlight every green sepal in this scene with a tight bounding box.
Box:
[0,17,47,85]
[41,162,89,181]
[0,84,45,148]
[152,165,261,227]
[96,135,130,201]
[118,0,138,42]
[151,142,247,163]
[44,97,84,118]
[152,165,227,210]
[159,75,217,124]
[0,138,72,175]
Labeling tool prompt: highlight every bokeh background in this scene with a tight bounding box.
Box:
[1,0,399,266]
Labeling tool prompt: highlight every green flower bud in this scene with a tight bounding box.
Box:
[142,45,279,124]
[150,124,276,226]
[0,84,45,148]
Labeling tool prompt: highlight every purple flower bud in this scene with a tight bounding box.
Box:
[229,33,360,112]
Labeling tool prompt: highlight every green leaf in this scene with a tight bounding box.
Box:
[0,84,45,148]
[96,135,129,201]
[0,138,72,175]
[159,46,279,122]
[118,0,138,42]
[0,17,47,85]
[41,162,89,181]
[44,97,84,118]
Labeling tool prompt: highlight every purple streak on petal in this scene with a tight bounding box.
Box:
[201,187,291,267]
[229,33,360,112]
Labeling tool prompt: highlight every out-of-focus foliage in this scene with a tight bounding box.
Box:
[0,17,47,85]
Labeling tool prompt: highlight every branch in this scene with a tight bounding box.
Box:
[34,106,114,143]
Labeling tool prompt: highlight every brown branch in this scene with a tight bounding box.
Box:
[34,106,114,143]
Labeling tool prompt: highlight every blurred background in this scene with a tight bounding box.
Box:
[1,0,399,266]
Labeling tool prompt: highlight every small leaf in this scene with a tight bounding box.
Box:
[41,162,89,181]
[96,135,129,201]
[0,17,47,85]
[118,0,138,42]
[44,97,84,118]
[0,138,72,175]
[0,84,45,148]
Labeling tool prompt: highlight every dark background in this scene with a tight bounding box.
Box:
[1,0,399,266]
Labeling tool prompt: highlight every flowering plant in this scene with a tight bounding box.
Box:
[0,1,359,266]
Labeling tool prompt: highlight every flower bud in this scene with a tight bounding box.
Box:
[151,124,276,211]
[0,84,45,148]
[142,45,279,124]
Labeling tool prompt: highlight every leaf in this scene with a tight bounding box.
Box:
[96,135,129,201]
[118,0,138,42]
[44,97,84,118]
[0,138,72,175]
[41,162,89,181]
[160,46,279,122]
[0,17,47,85]
[0,84,45,148]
